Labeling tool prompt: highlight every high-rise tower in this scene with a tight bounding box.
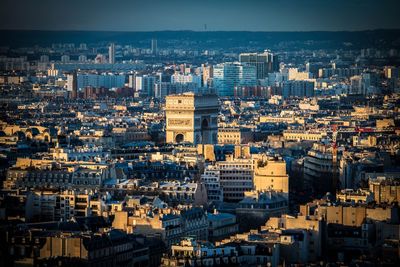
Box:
[67,72,78,99]
[151,39,157,55]
[239,50,279,79]
[108,43,115,64]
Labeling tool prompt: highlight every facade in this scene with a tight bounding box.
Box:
[284,67,312,80]
[25,189,105,222]
[207,212,239,241]
[7,228,149,267]
[300,199,400,258]
[281,80,314,98]
[200,168,223,202]
[263,214,323,262]
[161,238,240,267]
[157,181,208,206]
[283,129,327,141]
[165,93,218,145]
[239,50,279,79]
[304,143,338,197]
[217,127,253,145]
[151,39,157,55]
[51,146,110,162]
[236,190,288,231]
[215,158,255,202]
[369,176,400,204]
[113,207,208,247]
[161,237,279,267]
[213,62,257,96]
[4,166,73,190]
[77,73,125,90]
[254,156,289,200]
[202,64,213,87]
[67,72,78,99]
[109,43,115,64]
[336,189,374,204]
[171,73,202,88]
[135,75,156,97]
[3,158,111,190]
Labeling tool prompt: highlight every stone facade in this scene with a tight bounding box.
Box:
[165,93,218,145]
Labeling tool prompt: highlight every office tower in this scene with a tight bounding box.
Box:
[95,54,107,64]
[202,64,213,87]
[213,62,256,97]
[61,55,70,63]
[40,55,49,63]
[128,73,136,89]
[151,39,157,55]
[78,55,87,62]
[109,43,115,64]
[67,72,78,99]
[165,93,218,145]
[350,75,363,95]
[239,50,279,79]
[281,80,314,98]
[135,75,156,97]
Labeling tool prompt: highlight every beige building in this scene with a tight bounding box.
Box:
[369,176,400,204]
[262,214,323,262]
[113,206,208,247]
[0,124,52,144]
[336,189,374,204]
[376,118,395,131]
[37,230,149,267]
[254,156,289,199]
[301,200,399,226]
[197,144,216,161]
[283,129,327,142]
[217,127,253,144]
[259,116,296,124]
[3,158,112,190]
[25,189,105,222]
[165,93,218,145]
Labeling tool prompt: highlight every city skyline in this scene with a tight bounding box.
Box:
[0,1,399,266]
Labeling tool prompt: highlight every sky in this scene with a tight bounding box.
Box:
[0,0,399,31]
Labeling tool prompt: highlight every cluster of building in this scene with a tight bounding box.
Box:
[0,38,399,266]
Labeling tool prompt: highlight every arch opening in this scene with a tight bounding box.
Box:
[175,134,184,143]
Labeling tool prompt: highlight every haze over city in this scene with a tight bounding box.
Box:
[1,0,400,31]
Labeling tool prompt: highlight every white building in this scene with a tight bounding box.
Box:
[77,73,125,89]
[108,43,115,64]
[214,158,255,202]
[171,73,202,88]
[200,168,223,202]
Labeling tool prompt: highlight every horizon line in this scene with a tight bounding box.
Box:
[1,28,400,33]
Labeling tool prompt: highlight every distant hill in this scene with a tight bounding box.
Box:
[1,29,399,50]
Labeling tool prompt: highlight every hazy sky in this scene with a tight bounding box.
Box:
[0,0,399,31]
